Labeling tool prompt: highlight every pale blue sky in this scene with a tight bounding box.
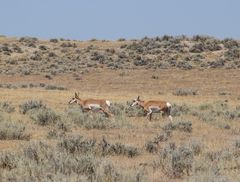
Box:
[0,0,239,40]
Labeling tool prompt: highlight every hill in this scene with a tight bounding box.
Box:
[0,35,239,77]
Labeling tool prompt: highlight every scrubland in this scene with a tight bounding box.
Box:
[0,35,240,181]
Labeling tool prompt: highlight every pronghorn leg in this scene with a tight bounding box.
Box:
[83,108,90,113]
[99,108,112,117]
[162,111,166,118]
[147,109,153,121]
[162,111,172,121]
[166,103,172,121]
[150,113,152,121]
[166,107,173,121]
[103,110,112,117]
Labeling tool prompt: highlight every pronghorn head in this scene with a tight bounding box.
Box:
[130,96,141,107]
[68,92,80,104]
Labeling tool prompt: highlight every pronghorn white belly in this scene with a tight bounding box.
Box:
[149,106,161,113]
[88,104,101,110]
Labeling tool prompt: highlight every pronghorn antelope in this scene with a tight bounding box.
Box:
[130,96,172,121]
[68,93,112,117]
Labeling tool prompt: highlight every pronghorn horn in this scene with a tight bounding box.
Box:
[137,96,140,100]
[75,92,80,99]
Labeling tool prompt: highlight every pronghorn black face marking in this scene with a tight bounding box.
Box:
[130,99,138,107]
[68,97,78,104]
[130,96,141,107]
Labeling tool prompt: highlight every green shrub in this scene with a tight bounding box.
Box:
[170,103,190,116]
[84,114,114,130]
[158,143,193,178]
[125,102,145,117]
[188,174,229,182]
[189,140,203,156]
[58,135,140,158]
[99,138,140,158]
[162,121,192,133]
[145,131,171,153]
[0,119,30,140]
[19,100,46,114]
[109,103,126,116]
[145,141,158,153]
[0,139,145,181]
[199,104,213,111]
[195,102,240,125]
[0,152,18,170]
[49,38,58,43]
[222,38,239,49]
[55,119,72,132]
[47,129,66,139]
[235,140,240,149]
[223,110,240,120]
[30,108,60,126]
[58,135,96,154]
[94,160,121,182]
[173,88,198,96]
[197,112,216,122]
[0,102,15,113]
[23,141,50,163]
[45,85,67,90]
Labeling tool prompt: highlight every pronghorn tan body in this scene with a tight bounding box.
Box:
[130,96,172,121]
[69,93,112,117]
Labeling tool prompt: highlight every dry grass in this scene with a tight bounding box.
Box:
[0,69,239,181]
[0,36,240,181]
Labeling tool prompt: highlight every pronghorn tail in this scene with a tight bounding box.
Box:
[106,100,111,107]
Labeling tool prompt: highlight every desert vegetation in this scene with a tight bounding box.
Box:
[0,35,240,181]
[0,35,240,77]
[0,98,240,181]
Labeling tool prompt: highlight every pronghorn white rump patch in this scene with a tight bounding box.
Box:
[106,100,111,107]
[166,102,171,108]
